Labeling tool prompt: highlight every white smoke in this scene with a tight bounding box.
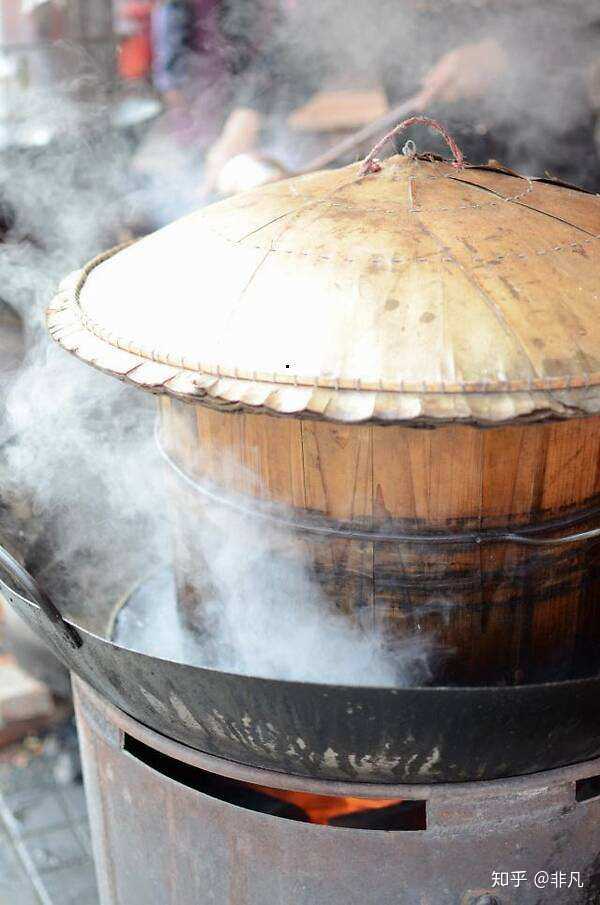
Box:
[0,83,169,631]
[179,482,433,686]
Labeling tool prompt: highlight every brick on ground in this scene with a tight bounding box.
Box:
[0,660,55,749]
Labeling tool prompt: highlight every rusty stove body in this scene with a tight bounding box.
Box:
[75,677,600,905]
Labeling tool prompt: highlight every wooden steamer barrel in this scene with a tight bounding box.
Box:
[47,152,600,686]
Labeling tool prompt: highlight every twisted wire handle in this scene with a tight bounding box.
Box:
[359,116,465,176]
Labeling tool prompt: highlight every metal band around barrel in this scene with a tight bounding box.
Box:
[155,428,600,549]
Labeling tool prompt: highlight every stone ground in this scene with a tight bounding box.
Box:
[0,720,99,905]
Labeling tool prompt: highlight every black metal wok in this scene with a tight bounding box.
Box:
[2,542,600,785]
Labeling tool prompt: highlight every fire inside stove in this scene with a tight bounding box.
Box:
[247,785,407,826]
[124,733,427,830]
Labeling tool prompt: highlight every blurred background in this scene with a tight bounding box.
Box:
[0,2,599,902]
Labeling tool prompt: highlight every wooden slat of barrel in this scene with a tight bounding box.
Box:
[301,421,373,521]
[372,425,485,528]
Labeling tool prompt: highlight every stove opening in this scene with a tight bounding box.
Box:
[576,774,600,803]
[124,734,427,830]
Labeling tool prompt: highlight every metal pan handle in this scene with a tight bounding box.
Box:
[0,543,82,650]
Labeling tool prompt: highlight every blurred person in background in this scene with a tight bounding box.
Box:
[130,0,210,225]
[148,0,263,146]
[132,0,263,224]
[202,0,600,194]
[151,0,199,110]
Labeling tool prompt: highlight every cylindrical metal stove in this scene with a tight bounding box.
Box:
[74,677,600,905]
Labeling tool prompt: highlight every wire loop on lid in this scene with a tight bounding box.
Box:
[360,116,465,176]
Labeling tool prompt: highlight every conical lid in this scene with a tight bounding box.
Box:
[48,154,600,424]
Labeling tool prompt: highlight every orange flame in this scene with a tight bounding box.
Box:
[249,784,402,825]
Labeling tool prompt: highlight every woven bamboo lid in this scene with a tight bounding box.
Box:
[48,153,600,424]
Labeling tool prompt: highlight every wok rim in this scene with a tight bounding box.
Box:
[3,576,600,696]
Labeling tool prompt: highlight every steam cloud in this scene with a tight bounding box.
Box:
[115,490,434,687]
[0,82,167,631]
